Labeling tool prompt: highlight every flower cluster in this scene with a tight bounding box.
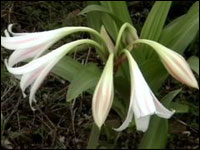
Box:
[1,23,198,132]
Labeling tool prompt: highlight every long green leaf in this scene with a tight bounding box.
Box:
[98,2,119,41]
[81,4,113,16]
[140,59,169,92]
[80,4,123,26]
[99,1,133,41]
[134,1,172,61]
[100,1,132,24]
[86,1,102,32]
[187,56,199,75]
[170,102,189,113]
[140,1,172,41]
[66,63,101,102]
[139,89,181,149]
[53,56,83,81]
[160,1,199,54]
[139,2,199,92]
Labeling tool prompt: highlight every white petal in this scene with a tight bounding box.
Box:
[5,46,62,75]
[132,68,156,118]
[8,41,55,67]
[1,33,61,50]
[115,50,156,131]
[114,105,134,131]
[29,54,63,110]
[126,50,156,118]
[26,39,101,110]
[135,115,151,132]
[20,65,45,97]
[5,39,97,75]
[151,92,175,118]
[1,26,68,50]
[4,29,10,37]
[8,45,46,67]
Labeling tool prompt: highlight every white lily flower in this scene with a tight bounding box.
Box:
[4,39,102,110]
[134,39,199,89]
[1,24,105,67]
[92,53,114,129]
[115,50,174,132]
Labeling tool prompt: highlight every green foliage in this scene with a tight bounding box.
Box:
[66,63,101,102]
[187,56,199,75]
[136,1,172,61]
[87,123,101,149]
[53,56,84,81]
[170,102,189,113]
[58,2,198,149]
[160,1,199,54]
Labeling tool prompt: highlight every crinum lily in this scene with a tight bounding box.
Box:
[2,22,198,132]
[114,23,198,132]
[1,24,107,68]
[116,23,198,89]
[115,50,175,132]
[3,35,104,110]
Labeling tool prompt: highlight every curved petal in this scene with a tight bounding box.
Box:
[116,50,156,131]
[1,33,61,50]
[150,91,175,118]
[125,50,156,118]
[5,39,101,75]
[29,55,62,110]
[4,50,56,75]
[8,24,29,36]
[8,40,55,67]
[4,29,10,37]
[25,39,102,110]
[20,65,45,97]
[114,104,134,131]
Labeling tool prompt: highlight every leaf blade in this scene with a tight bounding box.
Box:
[66,63,101,102]
[187,56,199,75]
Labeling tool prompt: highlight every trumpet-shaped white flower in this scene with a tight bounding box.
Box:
[115,50,174,132]
[4,39,102,110]
[1,24,105,67]
[134,39,199,89]
[92,53,114,128]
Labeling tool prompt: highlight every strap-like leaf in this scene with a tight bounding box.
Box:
[170,102,189,113]
[100,1,132,24]
[160,1,199,54]
[134,1,172,61]
[53,56,83,81]
[66,63,101,102]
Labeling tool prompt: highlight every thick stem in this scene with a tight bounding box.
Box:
[114,54,127,73]
[114,44,135,73]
